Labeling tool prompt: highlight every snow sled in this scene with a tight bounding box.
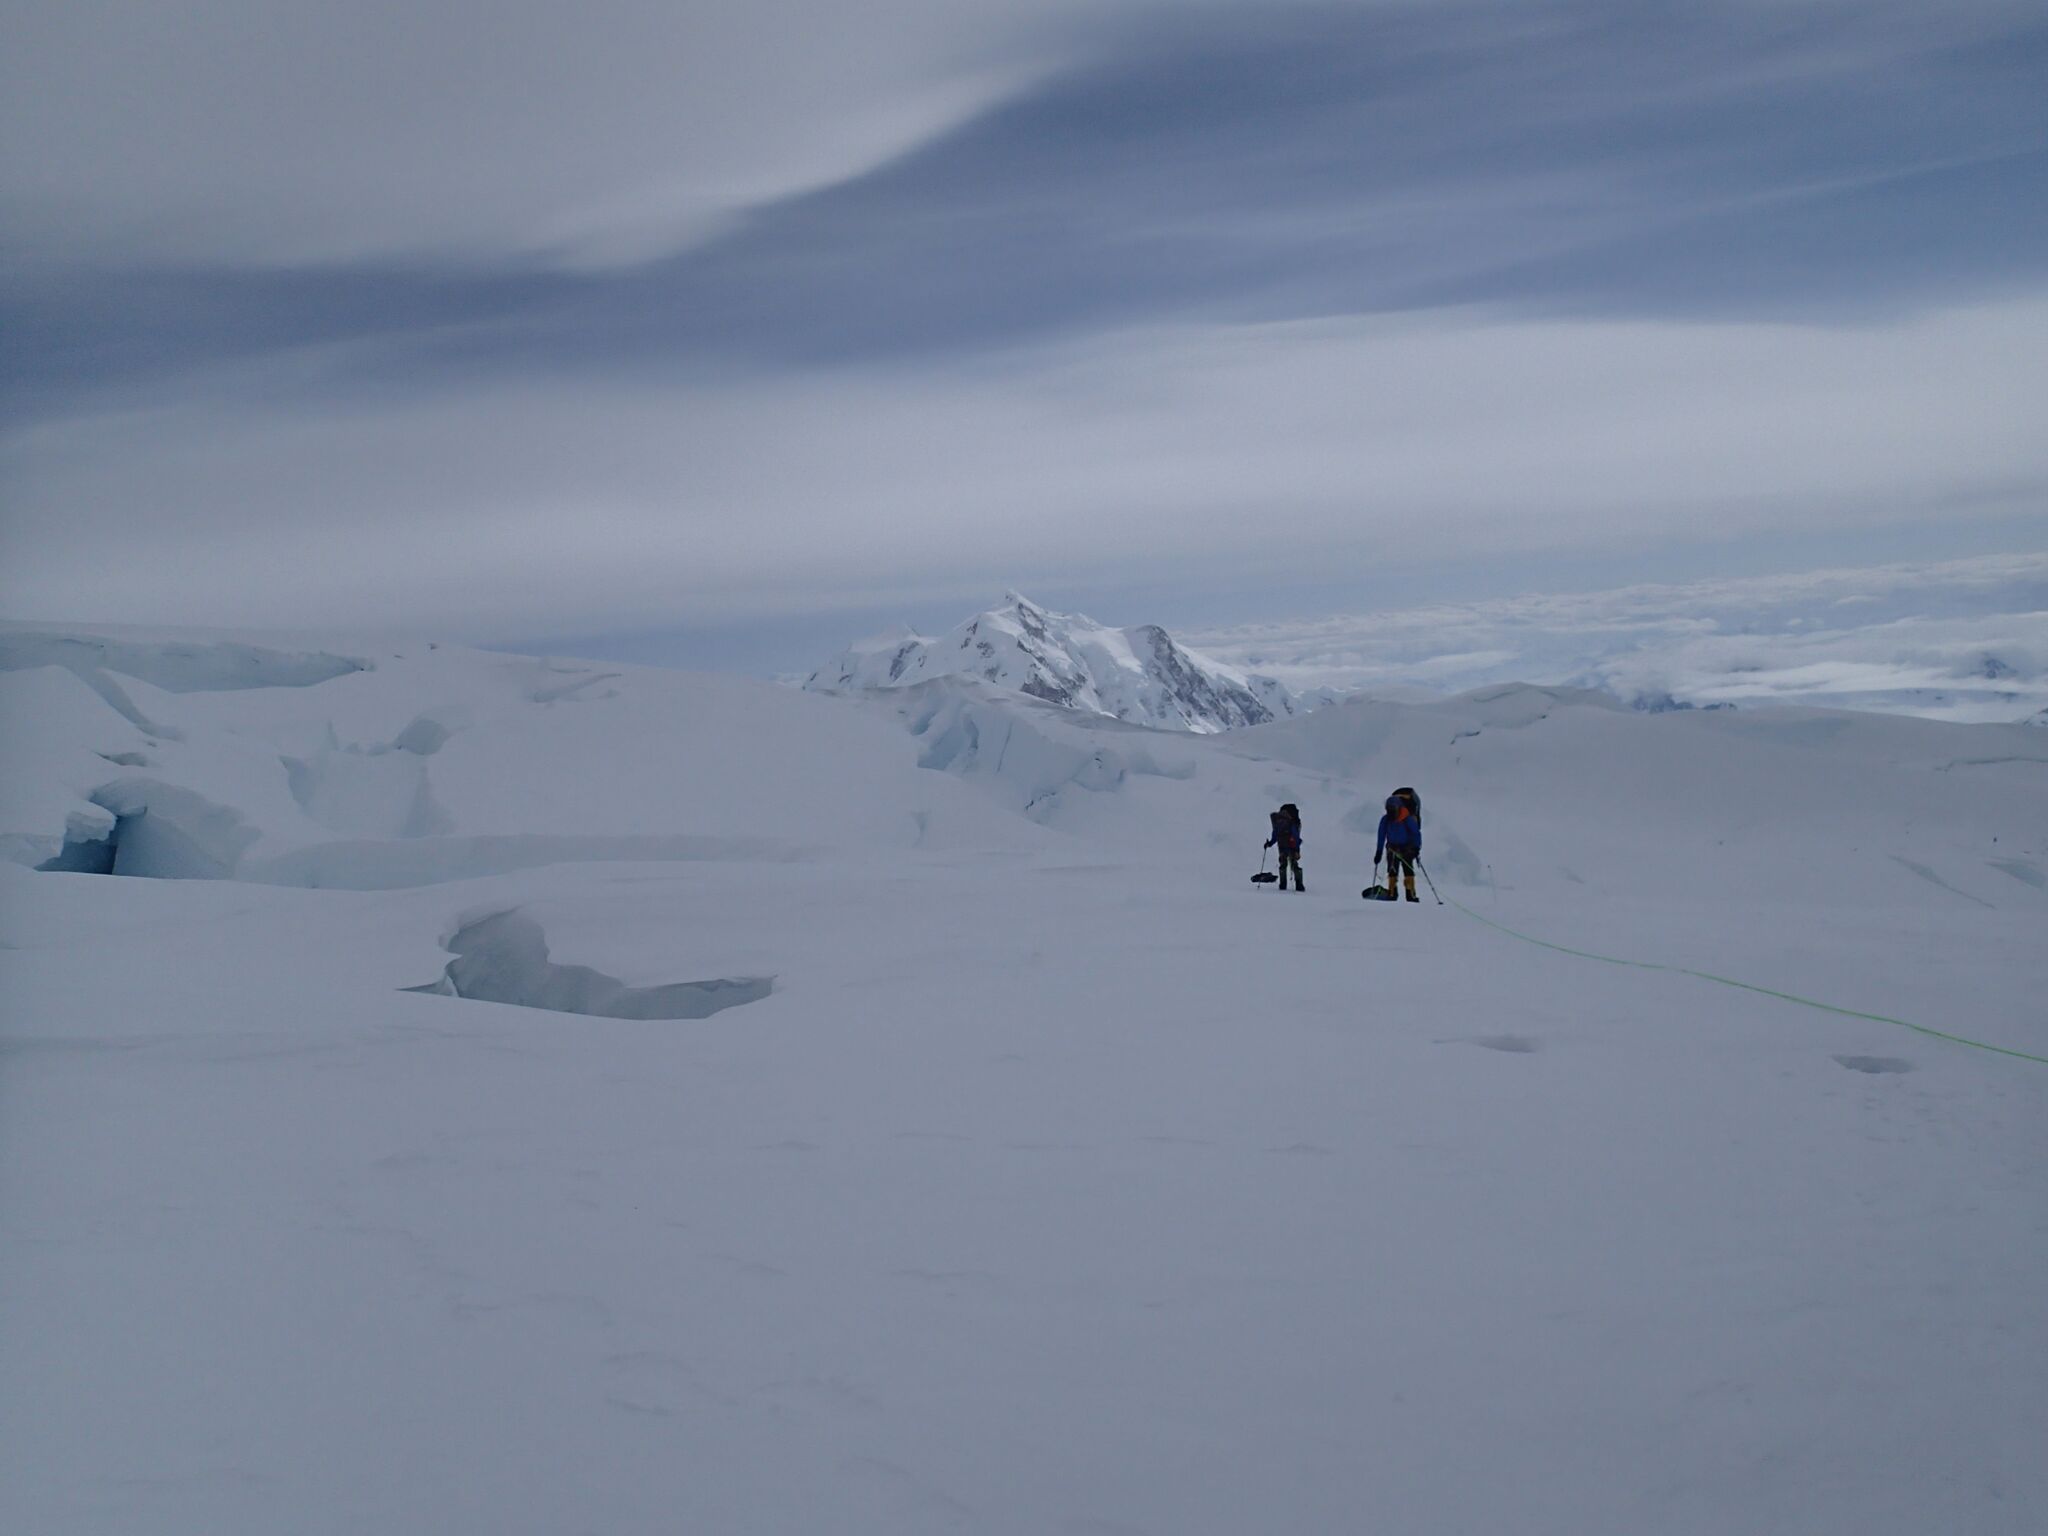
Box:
[1251,871,1279,884]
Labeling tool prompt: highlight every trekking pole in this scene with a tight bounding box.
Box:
[1417,859,1444,906]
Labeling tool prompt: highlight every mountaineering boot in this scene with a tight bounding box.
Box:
[1405,891,1420,902]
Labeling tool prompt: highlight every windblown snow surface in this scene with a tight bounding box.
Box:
[3,622,2045,1536]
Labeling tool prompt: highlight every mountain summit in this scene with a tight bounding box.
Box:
[805,593,1296,733]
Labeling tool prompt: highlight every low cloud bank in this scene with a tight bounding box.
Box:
[1184,554,2048,724]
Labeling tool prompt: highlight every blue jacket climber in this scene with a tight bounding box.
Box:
[1374,788,1422,902]
[1373,801,1421,859]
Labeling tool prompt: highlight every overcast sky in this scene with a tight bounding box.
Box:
[4,0,2045,672]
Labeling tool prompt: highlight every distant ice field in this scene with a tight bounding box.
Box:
[1182,551,2048,724]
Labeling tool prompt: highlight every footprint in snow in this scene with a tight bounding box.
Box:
[1833,1055,1913,1074]
[1434,1034,1541,1053]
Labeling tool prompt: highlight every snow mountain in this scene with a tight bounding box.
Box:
[806,592,1296,733]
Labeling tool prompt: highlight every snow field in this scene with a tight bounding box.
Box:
[2,627,2045,1534]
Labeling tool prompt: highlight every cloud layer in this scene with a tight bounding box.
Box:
[0,0,1066,268]
[3,1,2045,647]
[8,299,2046,638]
[1184,553,2048,723]
[13,0,2045,406]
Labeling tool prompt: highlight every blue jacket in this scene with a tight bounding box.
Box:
[1375,809,1421,859]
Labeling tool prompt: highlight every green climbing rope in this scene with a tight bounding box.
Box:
[1447,898,2048,1066]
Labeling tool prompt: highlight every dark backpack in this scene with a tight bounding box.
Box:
[1389,786,1421,817]
[1272,804,1302,852]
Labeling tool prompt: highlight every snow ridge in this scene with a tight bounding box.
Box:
[806,593,1296,733]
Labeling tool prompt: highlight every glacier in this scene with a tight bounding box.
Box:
[2,621,2045,1536]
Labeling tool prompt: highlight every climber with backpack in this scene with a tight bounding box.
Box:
[1371,787,1422,902]
[1265,802,1305,892]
